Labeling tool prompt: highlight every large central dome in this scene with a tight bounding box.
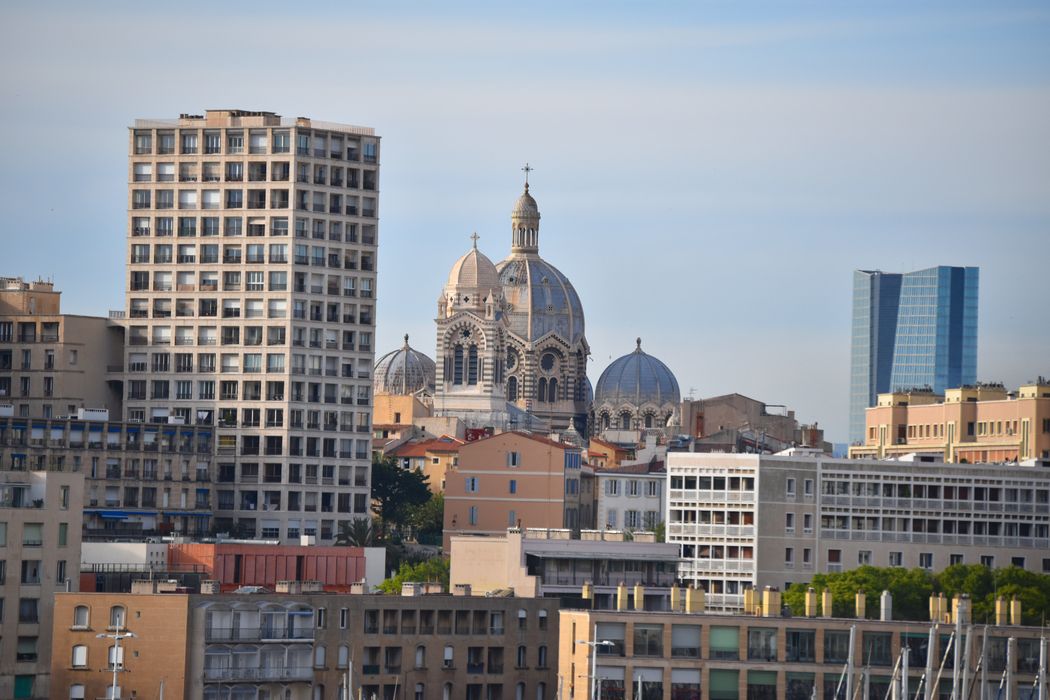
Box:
[496,258,585,344]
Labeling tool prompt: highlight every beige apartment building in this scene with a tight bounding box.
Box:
[0,414,215,539]
[443,431,586,549]
[560,598,1049,700]
[123,110,379,542]
[0,468,83,700]
[849,381,1050,463]
[0,276,123,419]
[51,588,559,700]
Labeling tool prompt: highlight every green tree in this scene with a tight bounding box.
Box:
[335,517,378,547]
[371,456,431,535]
[378,556,450,594]
[405,493,444,544]
[653,522,666,543]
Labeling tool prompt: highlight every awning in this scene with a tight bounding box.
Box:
[163,429,177,436]
[126,426,139,434]
[97,511,129,520]
[163,511,211,517]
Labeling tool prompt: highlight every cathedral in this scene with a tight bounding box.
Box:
[433,176,591,433]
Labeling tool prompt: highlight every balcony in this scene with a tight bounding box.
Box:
[203,666,314,682]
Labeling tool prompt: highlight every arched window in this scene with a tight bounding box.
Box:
[414,684,425,700]
[516,683,526,700]
[314,645,326,668]
[69,684,85,700]
[105,686,121,700]
[71,645,87,668]
[467,345,479,385]
[337,644,349,668]
[620,412,631,430]
[109,605,126,629]
[108,645,124,670]
[536,682,547,700]
[516,645,527,668]
[537,644,548,667]
[602,413,610,430]
[72,605,89,628]
[644,413,653,428]
[415,645,426,669]
[453,346,464,385]
[443,683,453,700]
[313,686,325,700]
[537,378,547,403]
[507,376,518,401]
[548,378,558,403]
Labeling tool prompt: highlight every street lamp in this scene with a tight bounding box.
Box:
[577,628,614,700]
[97,629,135,700]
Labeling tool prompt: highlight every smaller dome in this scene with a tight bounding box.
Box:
[512,183,541,220]
[447,237,500,291]
[594,338,681,409]
[374,334,436,395]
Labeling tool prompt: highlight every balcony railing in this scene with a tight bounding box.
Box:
[203,666,314,682]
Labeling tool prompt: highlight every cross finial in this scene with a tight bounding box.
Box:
[521,162,534,188]
[470,232,480,248]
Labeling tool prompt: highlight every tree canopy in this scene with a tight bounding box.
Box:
[377,556,450,594]
[783,565,1050,625]
[371,455,431,534]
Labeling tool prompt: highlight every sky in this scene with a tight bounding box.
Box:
[1,1,1048,442]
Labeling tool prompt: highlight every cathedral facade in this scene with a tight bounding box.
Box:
[434,180,591,433]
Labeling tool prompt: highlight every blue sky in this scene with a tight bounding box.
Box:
[1,1,1048,442]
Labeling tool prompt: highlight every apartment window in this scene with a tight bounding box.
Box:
[72,605,89,628]
[785,513,795,532]
[109,605,126,629]
[180,132,198,154]
[508,479,517,494]
[507,451,520,467]
[981,555,995,568]
[803,513,813,533]
[786,478,796,497]
[889,552,903,567]
[785,547,794,566]
[22,523,42,547]
[72,644,88,668]
[605,480,620,496]
[950,553,964,566]
[804,479,814,496]
[465,477,479,493]
[858,550,872,565]
[646,480,660,497]
[58,522,68,546]
[468,506,478,526]
[919,553,934,570]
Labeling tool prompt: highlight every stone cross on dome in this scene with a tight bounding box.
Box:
[470,232,480,248]
[521,162,534,189]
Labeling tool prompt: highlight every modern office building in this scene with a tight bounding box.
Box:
[849,380,1050,462]
[0,413,215,539]
[123,110,379,542]
[0,276,123,419]
[51,588,559,700]
[849,266,978,444]
[666,452,1050,611]
[0,468,83,700]
[560,600,1048,700]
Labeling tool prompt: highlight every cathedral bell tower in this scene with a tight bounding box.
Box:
[510,163,541,255]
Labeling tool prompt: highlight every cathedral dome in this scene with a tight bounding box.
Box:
[594,338,680,409]
[447,240,499,291]
[497,257,585,344]
[373,334,436,395]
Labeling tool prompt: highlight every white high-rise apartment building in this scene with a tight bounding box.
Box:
[124,110,379,543]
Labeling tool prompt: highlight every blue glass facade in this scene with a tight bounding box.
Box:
[849,266,978,444]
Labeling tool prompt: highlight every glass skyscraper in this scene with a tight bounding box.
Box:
[849,266,978,444]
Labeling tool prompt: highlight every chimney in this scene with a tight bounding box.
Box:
[940,593,949,623]
[453,583,472,597]
[633,584,645,611]
[1009,596,1022,626]
[995,597,1008,626]
[952,595,971,625]
[685,586,705,613]
[821,588,833,618]
[616,583,628,611]
[200,580,220,595]
[855,591,866,619]
[804,588,817,618]
[743,587,755,615]
[582,582,593,601]
[880,590,893,621]
[762,587,781,618]
[670,585,681,612]
[350,581,367,595]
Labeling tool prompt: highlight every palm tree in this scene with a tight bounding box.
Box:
[335,517,376,547]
